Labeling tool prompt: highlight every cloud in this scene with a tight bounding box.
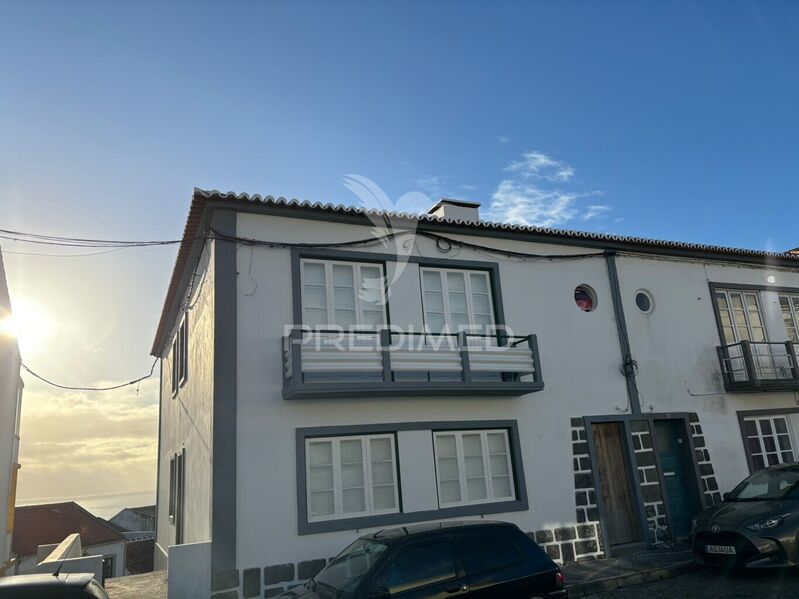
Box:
[458,184,477,192]
[504,151,575,182]
[486,150,610,228]
[498,136,510,144]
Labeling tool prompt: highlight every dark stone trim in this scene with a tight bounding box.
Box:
[212,209,238,573]
[211,569,239,591]
[604,254,641,414]
[295,420,528,535]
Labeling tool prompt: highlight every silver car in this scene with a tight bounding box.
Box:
[691,464,799,568]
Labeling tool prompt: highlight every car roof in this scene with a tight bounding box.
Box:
[0,573,94,588]
[364,520,518,543]
[764,463,799,472]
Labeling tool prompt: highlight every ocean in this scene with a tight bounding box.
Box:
[17,490,156,520]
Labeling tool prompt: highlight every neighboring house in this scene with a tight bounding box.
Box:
[12,502,125,579]
[109,505,156,534]
[153,189,799,598]
[0,248,23,575]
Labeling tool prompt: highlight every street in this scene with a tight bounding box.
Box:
[586,566,799,598]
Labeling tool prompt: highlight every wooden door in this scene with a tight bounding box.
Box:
[592,422,641,546]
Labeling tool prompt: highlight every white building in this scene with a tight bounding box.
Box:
[0,248,23,575]
[153,189,799,598]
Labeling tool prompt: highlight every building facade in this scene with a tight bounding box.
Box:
[153,189,799,598]
[0,248,23,574]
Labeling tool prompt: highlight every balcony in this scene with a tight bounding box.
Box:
[282,329,544,400]
[717,340,799,392]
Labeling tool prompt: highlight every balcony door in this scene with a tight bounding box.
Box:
[420,268,495,342]
[714,289,778,380]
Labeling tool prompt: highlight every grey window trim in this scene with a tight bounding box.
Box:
[709,282,799,346]
[737,407,799,473]
[296,420,528,535]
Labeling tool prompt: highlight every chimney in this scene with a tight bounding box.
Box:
[789,247,799,255]
[427,198,481,223]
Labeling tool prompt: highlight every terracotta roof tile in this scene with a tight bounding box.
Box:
[12,502,125,558]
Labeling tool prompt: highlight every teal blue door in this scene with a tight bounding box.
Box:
[653,420,701,539]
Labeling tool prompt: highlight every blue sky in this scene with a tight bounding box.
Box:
[1,1,798,498]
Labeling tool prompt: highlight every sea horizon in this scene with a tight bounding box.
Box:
[16,489,156,520]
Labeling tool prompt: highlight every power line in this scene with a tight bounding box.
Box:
[19,358,158,392]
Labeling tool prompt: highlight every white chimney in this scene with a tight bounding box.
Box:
[427,198,481,222]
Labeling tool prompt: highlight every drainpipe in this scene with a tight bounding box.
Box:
[605,252,641,414]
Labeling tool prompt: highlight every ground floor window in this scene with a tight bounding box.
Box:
[306,434,399,522]
[433,429,515,507]
[102,556,115,580]
[742,415,795,470]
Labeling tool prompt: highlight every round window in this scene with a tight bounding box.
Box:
[574,285,597,312]
[635,290,654,313]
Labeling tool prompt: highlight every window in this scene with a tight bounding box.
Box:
[375,540,458,594]
[574,285,597,312]
[433,429,515,507]
[102,556,115,581]
[420,268,494,335]
[635,290,654,314]
[171,316,188,395]
[457,528,524,576]
[779,294,799,343]
[168,449,186,543]
[714,289,767,344]
[301,260,386,328]
[306,434,399,522]
[742,416,795,470]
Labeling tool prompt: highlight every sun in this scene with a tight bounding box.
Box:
[0,297,55,357]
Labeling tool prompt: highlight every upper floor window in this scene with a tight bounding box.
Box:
[306,434,399,522]
[301,260,386,329]
[779,294,799,343]
[713,289,767,345]
[171,316,188,395]
[420,268,494,335]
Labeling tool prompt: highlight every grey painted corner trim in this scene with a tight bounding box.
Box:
[605,254,641,414]
[154,359,163,547]
[736,407,799,474]
[295,420,528,535]
[212,209,237,573]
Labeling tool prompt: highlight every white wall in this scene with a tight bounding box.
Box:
[167,541,211,599]
[155,241,215,562]
[0,250,22,566]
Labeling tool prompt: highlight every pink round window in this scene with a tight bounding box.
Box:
[574,285,597,312]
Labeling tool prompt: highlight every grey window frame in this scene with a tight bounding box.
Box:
[296,420,527,535]
[171,315,188,396]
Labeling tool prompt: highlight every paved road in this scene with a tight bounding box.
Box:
[105,571,166,599]
[586,566,799,598]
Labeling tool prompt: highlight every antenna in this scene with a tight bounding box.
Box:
[52,557,66,578]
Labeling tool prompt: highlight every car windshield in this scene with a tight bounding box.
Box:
[728,468,799,501]
[313,538,388,595]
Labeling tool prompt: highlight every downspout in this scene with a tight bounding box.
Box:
[605,252,641,414]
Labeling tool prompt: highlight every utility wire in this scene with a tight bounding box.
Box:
[19,358,158,392]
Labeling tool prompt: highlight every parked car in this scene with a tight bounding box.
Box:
[691,463,799,567]
[0,572,109,598]
[277,520,567,598]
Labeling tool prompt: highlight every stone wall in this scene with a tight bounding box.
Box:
[689,413,722,506]
[630,420,669,543]
[569,417,605,561]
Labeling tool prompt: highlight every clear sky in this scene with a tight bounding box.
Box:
[1,1,798,501]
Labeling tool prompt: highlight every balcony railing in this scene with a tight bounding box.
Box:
[717,340,799,392]
[282,328,544,400]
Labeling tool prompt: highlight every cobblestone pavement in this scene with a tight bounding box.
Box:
[586,566,799,598]
[105,571,166,599]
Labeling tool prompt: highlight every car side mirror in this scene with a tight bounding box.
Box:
[370,586,391,599]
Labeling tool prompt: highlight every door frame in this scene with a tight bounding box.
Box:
[583,413,706,556]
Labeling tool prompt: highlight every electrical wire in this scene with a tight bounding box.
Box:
[19,358,158,392]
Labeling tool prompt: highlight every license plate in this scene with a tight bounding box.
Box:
[705,545,736,555]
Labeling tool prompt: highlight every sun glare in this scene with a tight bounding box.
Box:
[0,298,54,356]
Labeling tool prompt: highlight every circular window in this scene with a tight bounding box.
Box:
[574,285,597,312]
[635,290,654,314]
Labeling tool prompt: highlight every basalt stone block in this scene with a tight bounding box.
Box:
[587,507,599,521]
[535,529,554,544]
[632,435,642,450]
[706,477,719,491]
[212,570,240,592]
[574,473,594,489]
[265,590,284,598]
[212,592,239,599]
[561,542,576,563]
[572,442,589,456]
[577,510,587,523]
[546,544,561,560]
[573,458,580,471]
[571,417,584,428]
[693,436,706,448]
[555,526,576,541]
[243,568,260,598]
[264,564,294,585]
[579,456,592,471]
[631,421,649,433]
[699,463,715,476]
[588,490,596,504]
[575,540,598,555]
[645,504,656,518]
[635,451,656,467]
[298,559,326,580]
[640,434,652,449]
[576,491,588,506]
[689,413,699,422]
[577,524,595,539]
[572,430,579,441]
[642,484,663,503]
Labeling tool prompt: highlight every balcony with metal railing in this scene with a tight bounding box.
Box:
[717,340,799,392]
[282,328,544,400]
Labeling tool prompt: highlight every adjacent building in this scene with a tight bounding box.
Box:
[0,248,23,576]
[153,189,799,598]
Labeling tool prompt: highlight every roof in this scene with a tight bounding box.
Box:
[12,502,125,558]
[128,505,156,518]
[125,538,155,575]
[0,573,94,589]
[151,188,799,355]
